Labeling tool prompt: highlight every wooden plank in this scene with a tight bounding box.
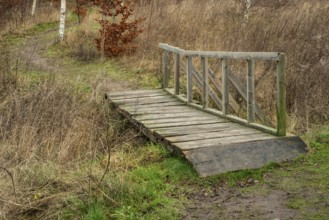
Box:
[110,93,167,101]
[113,95,173,102]
[201,56,209,108]
[184,50,280,61]
[107,89,163,97]
[159,43,185,55]
[134,112,208,121]
[222,58,229,115]
[112,95,170,102]
[154,122,237,131]
[128,108,195,116]
[140,116,222,124]
[276,53,286,136]
[167,129,262,143]
[247,59,255,123]
[124,105,195,112]
[115,97,177,105]
[153,123,241,135]
[174,53,180,95]
[155,126,232,137]
[184,136,307,177]
[163,50,170,88]
[120,101,184,108]
[127,107,195,114]
[187,56,193,103]
[146,120,225,129]
[175,133,274,150]
[159,43,281,61]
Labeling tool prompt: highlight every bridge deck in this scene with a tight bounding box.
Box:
[106,89,307,177]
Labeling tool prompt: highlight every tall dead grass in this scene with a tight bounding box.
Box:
[132,0,329,130]
[0,42,144,219]
[0,3,59,36]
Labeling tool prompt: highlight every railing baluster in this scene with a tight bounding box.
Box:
[163,50,169,89]
[174,53,180,95]
[276,53,286,136]
[222,58,229,115]
[247,59,255,123]
[201,56,209,108]
[187,56,193,103]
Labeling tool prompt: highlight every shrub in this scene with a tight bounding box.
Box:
[92,0,145,57]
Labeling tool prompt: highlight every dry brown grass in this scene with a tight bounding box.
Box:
[130,0,329,131]
[0,41,146,219]
[0,4,59,36]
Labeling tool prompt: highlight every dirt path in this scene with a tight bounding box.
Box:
[19,31,61,73]
[18,30,131,92]
[183,184,298,220]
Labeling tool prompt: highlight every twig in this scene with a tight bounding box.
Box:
[99,126,142,184]
[0,198,42,211]
[96,187,118,206]
[25,41,38,72]
[0,166,18,203]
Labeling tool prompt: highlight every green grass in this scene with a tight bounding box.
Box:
[109,157,195,219]
[27,22,58,34]
[63,144,196,219]
[265,127,329,219]
[286,198,307,209]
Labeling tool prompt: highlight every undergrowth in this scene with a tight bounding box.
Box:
[0,34,190,220]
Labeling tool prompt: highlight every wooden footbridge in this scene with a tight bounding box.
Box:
[106,44,307,177]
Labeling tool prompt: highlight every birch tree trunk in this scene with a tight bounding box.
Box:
[59,0,66,41]
[243,0,252,24]
[31,0,37,16]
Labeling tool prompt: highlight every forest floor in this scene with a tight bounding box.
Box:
[3,23,329,220]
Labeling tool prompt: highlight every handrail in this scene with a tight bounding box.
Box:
[159,43,286,136]
[159,43,280,61]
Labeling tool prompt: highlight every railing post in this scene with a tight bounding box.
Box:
[163,50,169,89]
[201,56,209,108]
[276,53,286,136]
[247,59,255,123]
[222,58,229,114]
[187,56,193,103]
[174,53,180,95]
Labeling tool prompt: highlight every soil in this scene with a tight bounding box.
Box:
[20,32,62,73]
[18,30,302,220]
[182,184,298,220]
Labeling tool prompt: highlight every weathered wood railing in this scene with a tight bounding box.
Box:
[159,43,286,136]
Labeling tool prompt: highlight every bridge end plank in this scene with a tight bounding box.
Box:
[184,136,307,177]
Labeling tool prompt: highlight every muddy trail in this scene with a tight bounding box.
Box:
[17,31,312,220]
[18,29,131,93]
